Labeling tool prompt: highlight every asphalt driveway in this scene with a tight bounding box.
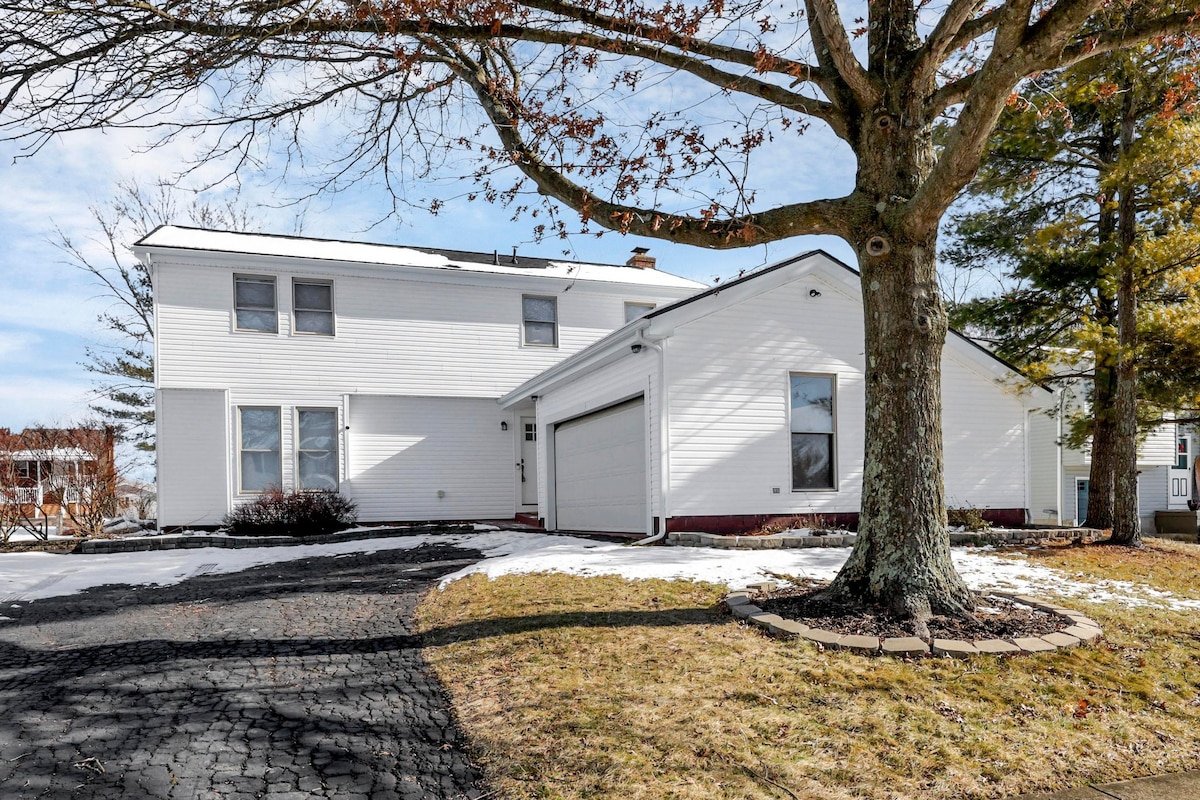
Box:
[0,541,492,799]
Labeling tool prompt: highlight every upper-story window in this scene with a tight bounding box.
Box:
[293,280,334,335]
[234,275,278,333]
[624,302,655,324]
[790,373,836,491]
[522,295,558,347]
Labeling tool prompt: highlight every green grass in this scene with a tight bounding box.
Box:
[415,542,1200,799]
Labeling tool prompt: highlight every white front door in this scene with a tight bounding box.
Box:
[1169,433,1192,509]
[520,416,538,506]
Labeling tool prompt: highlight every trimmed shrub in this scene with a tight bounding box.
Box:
[947,507,990,531]
[223,488,358,537]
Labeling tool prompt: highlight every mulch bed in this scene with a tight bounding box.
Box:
[759,581,1064,641]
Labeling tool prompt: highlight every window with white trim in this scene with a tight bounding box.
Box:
[624,301,655,323]
[239,407,282,492]
[234,275,278,333]
[522,295,558,346]
[293,280,334,335]
[297,408,339,490]
[790,373,836,491]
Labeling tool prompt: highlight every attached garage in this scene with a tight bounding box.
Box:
[554,397,647,532]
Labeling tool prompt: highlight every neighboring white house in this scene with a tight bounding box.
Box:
[1028,382,1197,531]
[500,251,1057,535]
[135,226,705,529]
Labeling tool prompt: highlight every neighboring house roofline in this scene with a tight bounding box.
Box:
[500,249,1052,407]
[133,224,706,290]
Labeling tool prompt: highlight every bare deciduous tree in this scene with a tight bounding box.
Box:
[3,0,1197,627]
[56,179,269,453]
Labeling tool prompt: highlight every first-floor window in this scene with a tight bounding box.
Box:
[240,407,282,492]
[790,373,836,491]
[297,408,339,490]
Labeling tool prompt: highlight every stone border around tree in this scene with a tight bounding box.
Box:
[668,528,1106,549]
[724,581,1103,658]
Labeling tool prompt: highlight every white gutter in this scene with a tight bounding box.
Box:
[1056,388,1064,526]
[632,329,671,546]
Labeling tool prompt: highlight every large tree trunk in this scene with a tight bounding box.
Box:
[1086,358,1117,529]
[821,26,976,630]
[1110,85,1142,546]
[1086,117,1120,531]
[824,233,975,634]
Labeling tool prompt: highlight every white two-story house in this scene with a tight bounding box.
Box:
[135,226,704,529]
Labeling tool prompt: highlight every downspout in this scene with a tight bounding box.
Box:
[633,328,669,545]
[1056,388,1064,526]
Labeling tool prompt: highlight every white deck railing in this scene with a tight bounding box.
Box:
[0,485,85,505]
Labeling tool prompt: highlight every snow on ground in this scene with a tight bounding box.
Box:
[0,529,1197,610]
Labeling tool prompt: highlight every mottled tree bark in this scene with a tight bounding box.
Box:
[1087,354,1118,530]
[825,235,976,633]
[1109,83,1142,546]
[822,47,976,630]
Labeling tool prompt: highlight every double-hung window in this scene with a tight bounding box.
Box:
[239,407,282,492]
[522,295,558,346]
[790,374,836,491]
[234,275,277,333]
[294,280,334,335]
[297,408,339,490]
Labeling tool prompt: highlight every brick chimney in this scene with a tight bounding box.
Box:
[626,247,656,270]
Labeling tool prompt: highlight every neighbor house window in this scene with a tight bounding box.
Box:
[790,374,835,491]
[624,302,655,323]
[293,280,334,335]
[234,275,278,333]
[522,295,558,346]
[297,408,339,490]
[239,407,282,492]
[1178,435,1190,470]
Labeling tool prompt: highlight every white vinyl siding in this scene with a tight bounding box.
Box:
[1139,424,1177,466]
[345,395,514,521]
[1027,409,1061,525]
[293,280,334,335]
[940,348,1028,510]
[665,276,865,516]
[156,262,693,397]
[158,389,229,527]
[234,275,277,333]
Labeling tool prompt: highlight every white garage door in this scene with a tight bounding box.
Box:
[554,397,647,532]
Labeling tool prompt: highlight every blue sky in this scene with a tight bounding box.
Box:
[0,117,861,439]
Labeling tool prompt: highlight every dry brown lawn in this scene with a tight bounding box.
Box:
[415,540,1200,799]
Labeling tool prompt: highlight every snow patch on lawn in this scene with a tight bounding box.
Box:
[0,529,1196,611]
